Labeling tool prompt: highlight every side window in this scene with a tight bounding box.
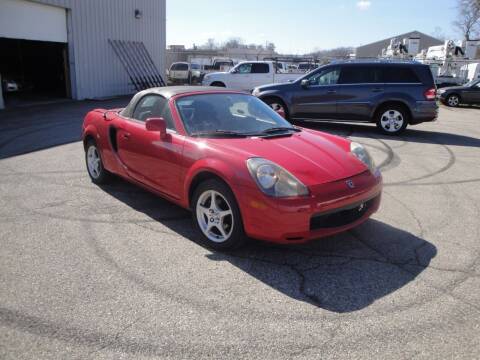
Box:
[132,95,176,130]
[338,66,378,84]
[251,63,270,73]
[380,67,420,83]
[237,63,253,74]
[308,68,340,86]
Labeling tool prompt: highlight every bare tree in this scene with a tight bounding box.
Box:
[453,0,480,40]
[223,37,244,49]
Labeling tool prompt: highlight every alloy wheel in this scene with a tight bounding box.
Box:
[87,145,101,179]
[447,95,459,107]
[196,190,234,243]
[380,110,404,133]
[269,102,286,119]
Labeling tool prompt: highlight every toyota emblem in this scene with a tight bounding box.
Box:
[346,179,355,189]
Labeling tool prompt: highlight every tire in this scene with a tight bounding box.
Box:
[263,97,290,121]
[375,105,409,135]
[192,178,246,250]
[446,94,460,107]
[210,82,226,87]
[85,139,112,184]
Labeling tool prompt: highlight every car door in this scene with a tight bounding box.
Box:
[335,65,381,121]
[291,67,340,120]
[230,63,255,90]
[117,94,185,199]
[249,63,273,89]
[462,81,480,103]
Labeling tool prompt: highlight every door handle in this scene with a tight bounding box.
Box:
[372,88,384,93]
[122,133,131,140]
[327,90,337,94]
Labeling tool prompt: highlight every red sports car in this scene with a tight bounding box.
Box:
[82,87,382,249]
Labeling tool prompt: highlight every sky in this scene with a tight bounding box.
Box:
[166,0,460,54]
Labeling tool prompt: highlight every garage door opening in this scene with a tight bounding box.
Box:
[0,37,70,107]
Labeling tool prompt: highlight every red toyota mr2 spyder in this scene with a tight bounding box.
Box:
[82,87,382,249]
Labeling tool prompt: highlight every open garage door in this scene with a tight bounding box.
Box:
[0,0,70,107]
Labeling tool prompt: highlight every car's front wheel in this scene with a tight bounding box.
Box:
[446,94,460,107]
[192,179,246,250]
[85,139,111,184]
[376,105,408,135]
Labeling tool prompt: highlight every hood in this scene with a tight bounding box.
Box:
[257,81,293,92]
[205,130,366,186]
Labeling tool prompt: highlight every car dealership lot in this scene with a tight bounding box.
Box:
[1,102,480,359]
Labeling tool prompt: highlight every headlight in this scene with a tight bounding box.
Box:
[350,142,376,173]
[437,89,445,94]
[252,88,260,96]
[246,158,309,197]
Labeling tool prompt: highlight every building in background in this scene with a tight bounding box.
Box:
[355,31,443,59]
[0,0,166,108]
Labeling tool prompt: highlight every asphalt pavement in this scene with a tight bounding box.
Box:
[1,99,479,359]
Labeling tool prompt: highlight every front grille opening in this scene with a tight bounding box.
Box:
[310,197,376,230]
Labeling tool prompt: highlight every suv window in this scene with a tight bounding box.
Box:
[338,66,378,84]
[307,68,340,86]
[251,63,270,73]
[171,63,188,71]
[132,95,176,130]
[380,66,420,83]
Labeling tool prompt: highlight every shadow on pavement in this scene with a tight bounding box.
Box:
[99,178,437,313]
[300,120,480,148]
[0,97,130,159]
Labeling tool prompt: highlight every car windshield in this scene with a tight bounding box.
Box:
[175,93,296,137]
[464,79,480,87]
[191,64,201,70]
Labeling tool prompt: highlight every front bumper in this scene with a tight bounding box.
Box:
[235,170,382,244]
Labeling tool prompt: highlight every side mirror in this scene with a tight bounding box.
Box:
[145,117,167,139]
[301,79,310,89]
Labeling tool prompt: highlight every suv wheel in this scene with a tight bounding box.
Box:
[446,94,460,107]
[376,105,408,135]
[264,97,289,120]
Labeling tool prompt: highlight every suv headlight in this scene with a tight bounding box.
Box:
[252,88,260,97]
[246,158,309,197]
[350,142,376,173]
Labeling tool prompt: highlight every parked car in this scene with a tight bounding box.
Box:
[252,61,438,135]
[202,61,303,91]
[82,87,382,249]
[167,62,191,84]
[189,63,203,84]
[298,62,318,72]
[437,79,480,107]
[203,58,235,72]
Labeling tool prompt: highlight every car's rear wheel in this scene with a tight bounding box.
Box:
[263,97,289,120]
[192,179,246,250]
[376,105,408,135]
[85,139,111,184]
[446,94,460,107]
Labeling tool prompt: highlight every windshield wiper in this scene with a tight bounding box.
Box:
[261,126,301,134]
[190,130,249,138]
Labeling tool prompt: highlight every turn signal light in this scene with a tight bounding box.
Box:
[424,88,436,100]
